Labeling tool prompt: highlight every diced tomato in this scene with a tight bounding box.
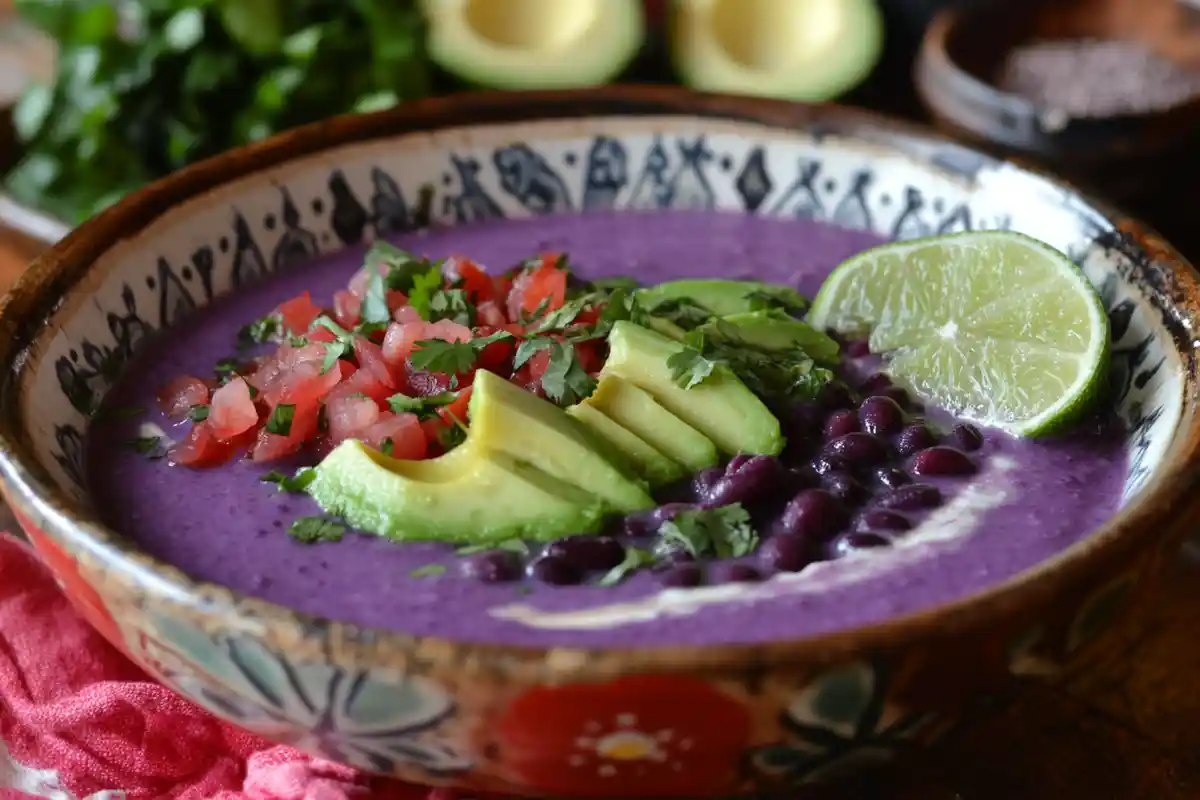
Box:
[336,360,358,381]
[382,322,422,364]
[247,343,326,394]
[573,304,604,327]
[208,377,258,440]
[307,326,337,344]
[328,368,391,408]
[476,301,506,328]
[472,326,515,374]
[506,258,568,320]
[354,337,403,389]
[348,262,387,299]
[512,348,551,396]
[157,376,209,419]
[393,305,422,324]
[575,340,605,374]
[251,400,321,462]
[361,412,426,458]
[458,260,504,304]
[420,417,444,453]
[327,394,382,444]
[277,292,322,335]
[386,290,408,314]
[262,359,342,409]
[169,421,242,468]
[437,387,473,427]
[332,290,361,329]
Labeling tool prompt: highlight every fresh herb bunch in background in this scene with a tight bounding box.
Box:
[6,0,431,224]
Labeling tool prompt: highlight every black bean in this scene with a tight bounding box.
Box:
[527,555,583,585]
[822,471,868,506]
[878,483,942,510]
[831,531,892,558]
[911,446,977,477]
[874,466,911,489]
[823,409,861,440]
[783,402,822,439]
[544,535,626,571]
[632,502,694,534]
[811,453,851,476]
[816,381,855,410]
[824,432,888,467]
[654,545,695,567]
[895,424,937,456]
[721,563,764,583]
[726,453,753,473]
[859,372,892,395]
[778,488,846,540]
[881,385,914,409]
[760,534,813,572]
[461,550,523,583]
[704,455,783,507]
[691,467,724,501]
[952,423,984,452]
[660,563,704,587]
[844,339,871,358]
[859,509,912,531]
[858,395,905,436]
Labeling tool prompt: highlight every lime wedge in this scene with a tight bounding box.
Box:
[807,231,1109,436]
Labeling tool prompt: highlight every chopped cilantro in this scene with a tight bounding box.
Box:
[647,297,713,330]
[598,546,655,586]
[667,322,831,402]
[360,271,392,326]
[187,404,210,422]
[658,504,760,560]
[410,564,447,579]
[288,517,345,544]
[369,241,438,293]
[539,341,597,405]
[310,316,356,374]
[519,296,552,324]
[744,285,810,316]
[214,358,239,375]
[426,289,475,326]
[437,415,468,451]
[456,539,530,556]
[512,337,555,370]
[408,331,513,376]
[266,404,295,436]
[237,314,281,349]
[379,438,394,456]
[387,391,456,419]
[406,267,447,320]
[128,435,168,460]
[260,467,317,493]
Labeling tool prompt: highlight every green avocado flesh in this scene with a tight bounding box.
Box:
[636,279,794,317]
[670,0,884,102]
[604,322,784,457]
[421,0,646,91]
[567,402,688,486]
[309,370,650,544]
[709,310,840,365]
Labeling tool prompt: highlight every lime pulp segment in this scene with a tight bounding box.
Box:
[806,231,1110,436]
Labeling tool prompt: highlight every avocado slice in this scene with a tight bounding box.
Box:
[707,310,841,365]
[636,279,808,319]
[309,440,606,543]
[604,322,784,456]
[669,0,884,102]
[421,0,645,90]
[584,375,719,472]
[470,370,652,512]
[568,402,687,486]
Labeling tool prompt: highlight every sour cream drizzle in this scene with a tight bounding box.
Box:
[489,456,1017,631]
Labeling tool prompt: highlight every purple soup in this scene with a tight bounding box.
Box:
[85,211,1127,647]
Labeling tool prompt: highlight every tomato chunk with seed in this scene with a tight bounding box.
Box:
[328,368,391,408]
[332,289,361,328]
[354,337,403,389]
[170,421,240,467]
[208,378,258,440]
[157,376,209,419]
[251,400,320,461]
[327,394,382,444]
[277,292,322,335]
[362,412,426,458]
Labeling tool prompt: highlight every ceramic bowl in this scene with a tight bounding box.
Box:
[0,87,1197,798]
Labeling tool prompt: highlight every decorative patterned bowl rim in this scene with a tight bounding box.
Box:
[1,86,1198,677]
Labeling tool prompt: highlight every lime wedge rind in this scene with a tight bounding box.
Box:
[807,231,1109,437]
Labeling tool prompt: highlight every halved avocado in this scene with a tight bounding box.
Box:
[669,0,884,102]
[421,0,645,90]
[604,322,784,456]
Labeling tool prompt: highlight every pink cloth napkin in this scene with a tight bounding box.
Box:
[0,533,505,800]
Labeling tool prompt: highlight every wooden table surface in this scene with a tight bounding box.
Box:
[1,232,1198,799]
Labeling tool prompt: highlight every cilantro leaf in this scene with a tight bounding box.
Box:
[312,316,355,374]
[658,504,760,560]
[368,241,438,293]
[512,337,555,370]
[379,438,394,456]
[128,435,169,460]
[667,345,718,389]
[410,564,447,578]
[667,323,831,402]
[407,267,446,320]
[288,516,345,544]
[214,358,239,376]
[539,341,597,405]
[387,391,456,419]
[408,331,512,376]
[426,288,474,326]
[187,404,210,422]
[266,404,295,436]
[237,314,281,349]
[360,270,392,325]
[744,285,810,316]
[260,467,316,493]
[597,546,655,586]
[647,297,713,330]
[456,539,530,556]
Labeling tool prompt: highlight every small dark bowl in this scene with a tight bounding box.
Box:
[914,0,1200,207]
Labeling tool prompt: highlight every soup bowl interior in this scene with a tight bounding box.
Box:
[0,88,1197,797]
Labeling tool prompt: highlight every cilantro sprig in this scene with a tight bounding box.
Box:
[387,391,456,419]
[288,516,345,544]
[598,546,655,586]
[408,330,514,379]
[666,320,832,401]
[261,467,317,493]
[658,504,760,560]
